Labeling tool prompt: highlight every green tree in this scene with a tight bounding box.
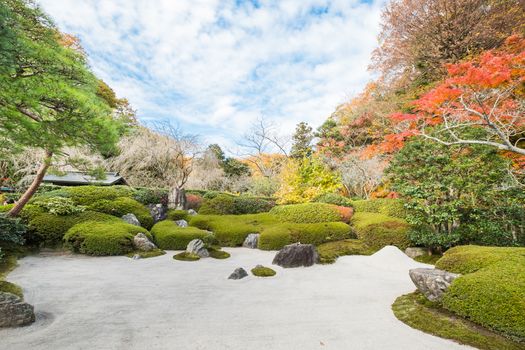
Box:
[206,144,250,178]
[290,122,314,159]
[0,0,120,216]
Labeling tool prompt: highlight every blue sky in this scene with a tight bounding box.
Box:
[38,0,386,151]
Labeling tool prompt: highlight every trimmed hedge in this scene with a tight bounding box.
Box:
[60,185,134,205]
[151,220,212,250]
[352,212,410,250]
[198,194,235,215]
[28,211,119,247]
[88,197,153,229]
[132,187,168,205]
[64,221,150,255]
[166,209,189,221]
[352,198,407,219]
[269,203,341,223]
[313,193,353,207]
[198,194,274,215]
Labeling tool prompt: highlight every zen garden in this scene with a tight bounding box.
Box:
[0,0,524,349]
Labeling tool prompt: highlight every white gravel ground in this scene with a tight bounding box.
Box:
[0,246,472,350]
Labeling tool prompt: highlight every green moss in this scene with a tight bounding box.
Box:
[251,265,276,277]
[313,193,353,207]
[0,255,17,280]
[270,203,342,223]
[151,220,212,250]
[352,199,407,218]
[435,245,525,274]
[126,249,166,259]
[258,226,292,250]
[413,254,442,265]
[0,280,23,299]
[173,252,200,261]
[64,221,150,256]
[393,292,524,350]
[208,249,231,259]
[317,239,376,264]
[88,197,154,229]
[166,209,188,221]
[351,212,410,250]
[351,212,405,228]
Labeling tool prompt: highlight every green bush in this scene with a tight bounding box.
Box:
[251,265,276,277]
[198,194,235,215]
[209,249,230,259]
[351,198,407,218]
[62,185,134,205]
[132,187,168,205]
[0,214,26,259]
[28,211,118,247]
[269,203,341,223]
[151,221,212,250]
[166,209,188,221]
[173,252,200,261]
[32,197,85,216]
[352,212,410,250]
[88,197,153,229]
[64,220,150,255]
[313,193,353,207]
[232,196,275,214]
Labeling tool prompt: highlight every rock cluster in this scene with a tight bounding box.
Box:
[409,268,459,302]
[0,292,35,327]
[272,243,319,268]
[242,233,259,249]
[186,239,209,258]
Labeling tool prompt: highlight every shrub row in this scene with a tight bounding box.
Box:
[269,203,342,223]
[313,193,353,207]
[351,198,407,219]
[198,194,275,215]
[151,221,213,250]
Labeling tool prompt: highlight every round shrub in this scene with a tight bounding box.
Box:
[269,203,341,223]
[63,185,134,205]
[232,196,275,214]
[251,265,276,277]
[355,221,410,250]
[167,209,188,221]
[173,252,200,261]
[64,221,150,255]
[351,198,407,219]
[313,193,353,207]
[88,197,153,229]
[186,194,203,210]
[334,206,354,223]
[198,194,235,215]
[132,187,168,205]
[28,211,119,247]
[151,221,212,250]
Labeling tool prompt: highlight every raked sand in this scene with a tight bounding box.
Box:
[0,247,472,350]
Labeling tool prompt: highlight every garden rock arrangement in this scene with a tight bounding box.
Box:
[186,239,209,258]
[147,203,167,223]
[122,213,141,226]
[0,292,35,327]
[242,233,259,249]
[228,267,248,280]
[133,233,157,252]
[409,268,459,302]
[273,243,319,268]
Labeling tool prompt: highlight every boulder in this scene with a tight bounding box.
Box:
[405,247,428,259]
[242,233,259,249]
[409,268,459,302]
[147,203,168,223]
[186,239,209,258]
[0,292,35,327]
[176,219,188,228]
[228,268,248,280]
[132,254,141,260]
[187,209,197,216]
[133,233,157,252]
[272,243,319,268]
[121,213,141,227]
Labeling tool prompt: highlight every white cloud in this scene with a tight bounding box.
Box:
[38,0,386,147]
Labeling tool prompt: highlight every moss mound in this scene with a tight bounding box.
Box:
[351,212,410,250]
[60,185,134,205]
[0,281,23,299]
[269,203,341,223]
[317,239,375,264]
[166,209,189,221]
[393,292,524,350]
[127,249,166,259]
[251,265,276,277]
[208,249,230,259]
[64,221,150,256]
[88,197,153,229]
[173,252,200,261]
[151,221,212,250]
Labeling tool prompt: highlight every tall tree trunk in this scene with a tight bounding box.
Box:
[8,150,53,217]
[168,187,187,210]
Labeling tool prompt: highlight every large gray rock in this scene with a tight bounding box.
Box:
[147,203,167,223]
[133,233,157,252]
[186,239,209,258]
[242,233,259,249]
[187,209,197,216]
[0,292,35,327]
[272,243,319,268]
[228,268,248,280]
[405,247,428,259]
[122,213,141,227]
[409,268,459,302]
[176,219,188,228]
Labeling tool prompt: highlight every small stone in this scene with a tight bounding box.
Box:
[0,292,35,327]
[147,203,168,223]
[272,243,319,268]
[176,219,188,228]
[242,233,259,249]
[133,233,157,252]
[121,213,141,226]
[409,268,460,302]
[228,268,248,280]
[405,247,428,259]
[132,254,141,260]
[187,209,197,216]
[186,239,209,258]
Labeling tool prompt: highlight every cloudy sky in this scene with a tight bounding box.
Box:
[38,0,386,150]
